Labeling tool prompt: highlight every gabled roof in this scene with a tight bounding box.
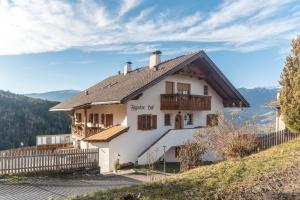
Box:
[50,51,249,111]
[84,125,129,142]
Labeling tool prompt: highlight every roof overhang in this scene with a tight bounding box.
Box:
[91,100,121,105]
[121,51,249,108]
[49,108,73,112]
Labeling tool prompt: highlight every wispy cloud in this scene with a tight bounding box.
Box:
[0,0,299,55]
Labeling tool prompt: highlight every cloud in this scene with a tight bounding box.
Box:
[0,0,299,55]
[119,0,142,16]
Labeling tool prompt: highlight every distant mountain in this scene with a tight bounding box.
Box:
[0,90,70,150]
[24,90,80,102]
[226,87,279,132]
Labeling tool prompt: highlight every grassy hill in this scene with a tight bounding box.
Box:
[0,90,70,150]
[70,139,300,200]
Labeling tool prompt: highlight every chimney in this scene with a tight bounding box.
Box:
[124,61,132,75]
[149,50,161,69]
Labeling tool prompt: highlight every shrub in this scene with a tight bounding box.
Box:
[177,140,206,172]
[199,114,259,159]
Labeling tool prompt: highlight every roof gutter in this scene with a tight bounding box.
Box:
[91,100,121,105]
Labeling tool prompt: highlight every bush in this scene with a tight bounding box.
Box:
[200,114,259,159]
[177,140,206,172]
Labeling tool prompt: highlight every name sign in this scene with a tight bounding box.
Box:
[131,105,154,111]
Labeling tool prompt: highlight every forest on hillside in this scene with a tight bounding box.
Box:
[0,90,70,150]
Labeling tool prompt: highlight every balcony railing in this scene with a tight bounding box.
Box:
[72,125,103,138]
[161,94,211,110]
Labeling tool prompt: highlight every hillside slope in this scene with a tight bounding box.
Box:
[71,139,300,200]
[0,90,70,150]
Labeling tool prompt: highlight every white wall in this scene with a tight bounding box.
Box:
[276,111,286,132]
[109,74,224,169]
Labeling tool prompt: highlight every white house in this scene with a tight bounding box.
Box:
[50,50,249,172]
[266,93,286,132]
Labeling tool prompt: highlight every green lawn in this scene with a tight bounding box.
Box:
[68,139,300,200]
[132,162,180,174]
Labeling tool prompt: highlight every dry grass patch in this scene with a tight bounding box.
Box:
[68,139,300,200]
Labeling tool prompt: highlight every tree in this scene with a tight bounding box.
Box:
[279,35,300,132]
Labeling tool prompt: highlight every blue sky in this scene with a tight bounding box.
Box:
[0,0,299,94]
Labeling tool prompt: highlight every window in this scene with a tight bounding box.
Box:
[186,113,193,125]
[137,115,157,130]
[75,113,82,123]
[94,114,99,124]
[177,83,191,94]
[164,114,171,126]
[88,113,94,123]
[165,81,174,94]
[175,146,181,158]
[207,114,218,127]
[204,85,208,95]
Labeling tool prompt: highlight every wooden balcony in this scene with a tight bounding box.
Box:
[160,94,211,110]
[72,125,103,138]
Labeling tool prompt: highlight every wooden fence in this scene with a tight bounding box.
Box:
[257,129,300,151]
[0,148,99,175]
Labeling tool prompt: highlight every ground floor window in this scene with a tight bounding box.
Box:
[186,113,193,125]
[175,146,181,158]
[138,114,157,130]
[164,114,171,126]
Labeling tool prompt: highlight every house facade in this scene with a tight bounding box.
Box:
[266,93,286,132]
[51,51,249,172]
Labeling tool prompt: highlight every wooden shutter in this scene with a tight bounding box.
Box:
[137,115,143,130]
[94,114,99,124]
[151,115,157,129]
[88,113,93,123]
[101,114,105,125]
[106,114,113,127]
[165,81,174,94]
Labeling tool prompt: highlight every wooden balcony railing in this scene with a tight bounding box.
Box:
[72,126,103,138]
[160,94,211,110]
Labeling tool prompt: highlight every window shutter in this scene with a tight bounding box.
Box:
[137,115,143,130]
[101,114,105,125]
[94,114,99,124]
[152,115,157,129]
[165,81,174,94]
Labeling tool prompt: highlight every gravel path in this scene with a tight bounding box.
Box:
[0,173,149,200]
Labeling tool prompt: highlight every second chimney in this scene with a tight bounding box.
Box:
[124,61,132,75]
[149,50,161,69]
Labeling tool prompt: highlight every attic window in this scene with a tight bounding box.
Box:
[104,82,118,89]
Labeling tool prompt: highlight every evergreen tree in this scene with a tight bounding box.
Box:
[279,35,300,131]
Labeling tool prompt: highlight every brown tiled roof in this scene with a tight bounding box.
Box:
[265,99,280,107]
[50,51,249,111]
[83,125,129,142]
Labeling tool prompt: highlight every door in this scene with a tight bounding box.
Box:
[175,113,182,129]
